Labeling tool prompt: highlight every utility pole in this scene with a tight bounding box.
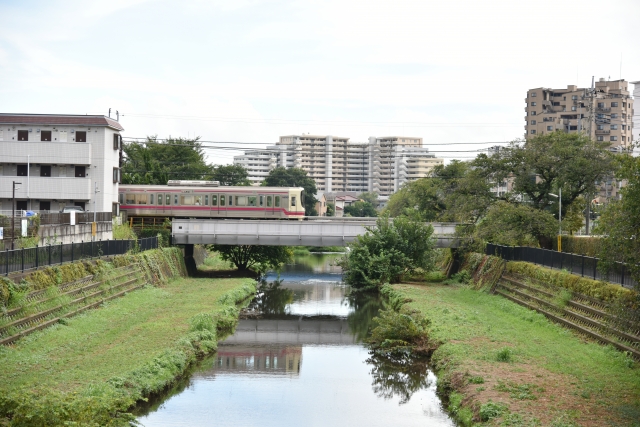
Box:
[93,182,100,241]
[12,181,22,250]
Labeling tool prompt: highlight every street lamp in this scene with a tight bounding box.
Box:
[549,188,562,252]
[12,181,22,250]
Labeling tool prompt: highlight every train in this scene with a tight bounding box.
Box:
[118,181,306,219]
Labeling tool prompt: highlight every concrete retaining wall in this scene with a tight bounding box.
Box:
[38,222,113,244]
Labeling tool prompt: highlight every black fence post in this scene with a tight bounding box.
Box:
[35,244,39,269]
[4,249,8,276]
[60,242,63,265]
[593,259,597,280]
[621,263,625,287]
[581,254,585,277]
[71,242,74,263]
[21,247,24,272]
[49,244,52,266]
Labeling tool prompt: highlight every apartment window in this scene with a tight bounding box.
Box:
[17,164,28,176]
[571,106,577,111]
[597,102,605,108]
[40,201,51,211]
[531,92,537,97]
[76,131,87,142]
[553,102,560,106]
[112,167,121,183]
[610,136,618,141]
[611,102,618,108]
[41,131,52,141]
[531,111,536,116]
[597,136,604,141]
[622,125,626,130]
[531,102,537,106]
[75,166,86,177]
[622,136,626,142]
[611,113,618,119]
[611,125,618,130]
[113,134,121,150]
[531,120,536,125]
[18,130,28,141]
[623,102,627,108]
[547,126,553,131]
[530,130,536,134]
[597,125,604,130]
[40,165,51,177]
[572,95,578,100]
[570,125,577,130]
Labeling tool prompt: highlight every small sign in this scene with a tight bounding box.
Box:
[92,222,97,236]
[0,227,3,240]
[21,219,27,237]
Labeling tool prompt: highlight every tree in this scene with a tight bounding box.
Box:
[262,167,318,216]
[358,192,379,206]
[474,201,557,247]
[121,136,213,185]
[595,151,640,289]
[326,202,335,217]
[212,245,293,273]
[339,215,435,292]
[210,164,251,186]
[344,201,377,217]
[474,132,614,218]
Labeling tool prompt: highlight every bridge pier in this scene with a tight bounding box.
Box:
[183,244,198,276]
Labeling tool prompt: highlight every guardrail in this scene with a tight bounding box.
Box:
[485,243,637,289]
[2,236,158,275]
[0,211,112,226]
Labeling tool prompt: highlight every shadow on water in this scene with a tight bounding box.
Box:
[367,350,433,405]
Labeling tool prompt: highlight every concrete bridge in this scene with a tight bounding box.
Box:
[172,217,461,248]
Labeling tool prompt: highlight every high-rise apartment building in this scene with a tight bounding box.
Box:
[631,81,640,149]
[525,79,634,150]
[233,135,443,199]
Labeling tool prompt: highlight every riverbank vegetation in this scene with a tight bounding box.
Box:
[0,249,256,426]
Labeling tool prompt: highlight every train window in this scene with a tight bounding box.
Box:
[212,195,218,206]
[174,194,179,205]
[125,194,135,204]
[275,196,280,207]
[181,195,195,205]
[204,195,209,206]
[259,195,264,207]
[166,195,171,205]
[291,196,296,207]
[248,196,257,207]
[228,196,233,206]
[119,193,124,204]
[149,194,154,205]
[195,195,203,206]
[132,193,148,205]
[158,193,163,205]
[236,196,247,206]
[267,196,272,207]
[220,195,226,206]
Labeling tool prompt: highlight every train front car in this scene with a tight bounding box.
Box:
[119,181,305,220]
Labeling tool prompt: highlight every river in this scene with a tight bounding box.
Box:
[136,253,455,427]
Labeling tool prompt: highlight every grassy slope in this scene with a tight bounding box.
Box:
[0,277,253,394]
[393,282,640,427]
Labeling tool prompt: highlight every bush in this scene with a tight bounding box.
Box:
[339,215,436,291]
[496,347,513,362]
[506,261,636,304]
[368,307,430,349]
[479,401,508,421]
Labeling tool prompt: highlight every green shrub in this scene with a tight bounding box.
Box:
[189,313,215,333]
[506,261,636,304]
[368,307,430,349]
[496,347,513,362]
[468,375,485,384]
[479,401,508,422]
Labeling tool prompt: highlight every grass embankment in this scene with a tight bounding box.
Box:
[389,281,640,427]
[0,255,256,426]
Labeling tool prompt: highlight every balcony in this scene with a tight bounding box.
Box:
[0,141,92,165]
[595,130,610,135]
[0,176,92,200]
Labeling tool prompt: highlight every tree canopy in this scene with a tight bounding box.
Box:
[262,167,318,215]
[212,245,293,273]
[210,164,251,186]
[344,201,377,217]
[121,137,213,185]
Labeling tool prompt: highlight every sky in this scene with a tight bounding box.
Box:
[1,0,639,165]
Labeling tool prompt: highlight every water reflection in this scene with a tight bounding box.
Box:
[367,351,432,405]
[215,345,302,376]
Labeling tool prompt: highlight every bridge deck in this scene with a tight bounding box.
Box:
[172,218,460,247]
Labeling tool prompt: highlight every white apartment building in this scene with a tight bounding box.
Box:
[234,135,443,199]
[0,114,123,214]
[632,81,640,151]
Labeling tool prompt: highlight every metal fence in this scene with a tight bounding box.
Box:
[485,243,637,289]
[2,236,158,275]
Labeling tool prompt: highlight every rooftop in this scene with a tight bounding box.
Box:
[0,114,124,131]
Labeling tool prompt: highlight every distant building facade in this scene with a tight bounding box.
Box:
[234,134,443,199]
[632,81,640,149]
[0,114,123,213]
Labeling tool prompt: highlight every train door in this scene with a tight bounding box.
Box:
[259,195,266,218]
[219,194,227,217]
[266,195,275,216]
[165,194,171,215]
[211,194,219,217]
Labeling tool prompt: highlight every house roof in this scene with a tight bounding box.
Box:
[335,195,359,201]
[0,114,124,131]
